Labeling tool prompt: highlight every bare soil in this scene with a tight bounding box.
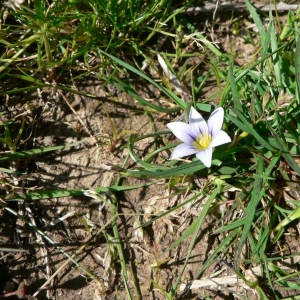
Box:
[1,1,300,300]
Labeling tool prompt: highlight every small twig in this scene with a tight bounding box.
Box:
[175,2,299,14]
[180,255,300,291]
[212,0,220,21]
[157,54,192,102]
[211,0,220,43]
[57,90,99,146]
[44,211,76,229]
[32,215,117,297]
[0,282,26,299]
[25,204,52,299]
[0,247,29,253]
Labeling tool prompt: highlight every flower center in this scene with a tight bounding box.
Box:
[193,134,212,151]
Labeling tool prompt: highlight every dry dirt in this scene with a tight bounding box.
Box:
[1,1,300,300]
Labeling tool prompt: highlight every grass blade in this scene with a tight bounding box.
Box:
[167,188,220,297]
[235,155,264,268]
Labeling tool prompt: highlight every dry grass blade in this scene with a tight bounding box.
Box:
[177,2,300,14]
[180,256,300,292]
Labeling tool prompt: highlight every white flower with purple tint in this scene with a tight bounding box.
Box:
[167,106,231,168]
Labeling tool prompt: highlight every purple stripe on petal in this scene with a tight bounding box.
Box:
[170,143,198,159]
[167,122,195,144]
[189,107,208,137]
[196,148,212,167]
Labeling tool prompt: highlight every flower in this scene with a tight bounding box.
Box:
[167,106,231,168]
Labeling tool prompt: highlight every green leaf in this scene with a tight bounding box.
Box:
[167,188,220,297]
[98,49,187,111]
[295,26,300,104]
[270,112,300,175]
[0,139,87,162]
[269,18,282,87]
[124,147,240,178]
[4,183,154,201]
[245,0,266,44]
[229,57,243,112]
[197,228,240,278]
[213,217,248,234]
[235,155,264,268]
[228,109,278,152]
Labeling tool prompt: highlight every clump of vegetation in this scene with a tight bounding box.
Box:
[1,0,300,299]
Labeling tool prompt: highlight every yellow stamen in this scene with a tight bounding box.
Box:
[193,134,212,151]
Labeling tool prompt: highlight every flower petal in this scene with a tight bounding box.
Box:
[196,148,212,167]
[208,107,224,136]
[167,122,195,144]
[209,130,231,148]
[170,143,198,159]
[189,106,208,137]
